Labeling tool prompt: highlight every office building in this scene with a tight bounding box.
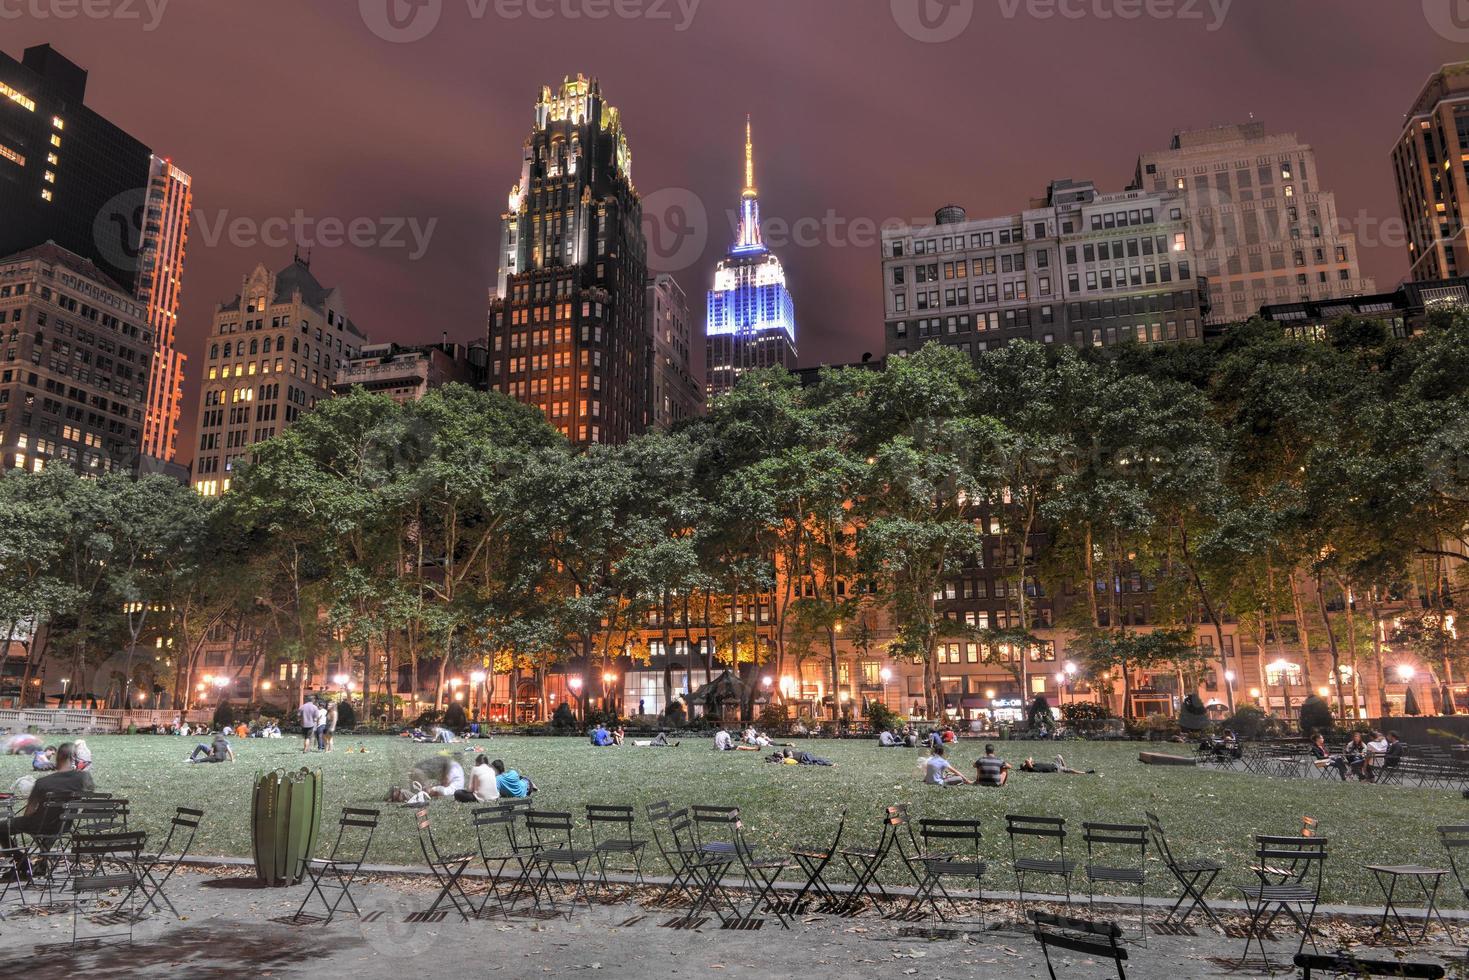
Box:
[882,179,1206,358]
[0,44,153,294]
[487,75,649,444]
[1135,122,1374,324]
[136,156,192,463]
[1393,63,1469,282]
[332,341,480,404]
[705,117,797,399]
[192,256,367,496]
[647,273,702,429]
[0,243,152,473]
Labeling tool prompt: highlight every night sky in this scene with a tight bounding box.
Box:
[8,0,1463,463]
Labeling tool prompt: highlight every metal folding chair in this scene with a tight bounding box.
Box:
[523,810,598,918]
[293,806,379,924]
[901,818,985,923]
[838,804,913,911]
[681,807,745,925]
[1145,811,1222,930]
[1031,911,1128,980]
[788,806,848,912]
[645,800,701,909]
[586,804,648,892]
[70,831,145,949]
[471,806,533,917]
[1007,815,1076,911]
[1237,835,1328,970]
[415,808,473,921]
[1082,822,1148,941]
[726,812,794,928]
[127,806,203,918]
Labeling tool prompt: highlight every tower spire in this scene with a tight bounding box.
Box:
[743,114,756,198]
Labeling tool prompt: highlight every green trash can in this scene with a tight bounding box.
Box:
[251,768,322,887]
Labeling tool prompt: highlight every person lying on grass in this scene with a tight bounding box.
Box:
[765,747,835,766]
[1018,754,1096,775]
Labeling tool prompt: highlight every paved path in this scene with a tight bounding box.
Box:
[0,869,1463,979]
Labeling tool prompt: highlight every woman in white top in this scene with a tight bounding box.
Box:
[465,754,500,802]
[426,758,465,798]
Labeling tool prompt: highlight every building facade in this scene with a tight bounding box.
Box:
[1135,123,1375,325]
[1258,275,1469,340]
[0,243,152,474]
[705,118,797,400]
[883,180,1206,360]
[191,256,367,497]
[647,273,702,429]
[331,341,480,404]
[136,156,192,463]
[0,45,153,295]
[487,75,649,445]
[1393,63,1469,283]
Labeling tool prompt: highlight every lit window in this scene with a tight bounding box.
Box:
[51,116,64,130]
[0,83,35,112]
[1172,233,1187,252]
[40,189,52,202]
[0,145,22,167]
[42,171,54,183]
[46,153,57,165]
[50,134,61,148]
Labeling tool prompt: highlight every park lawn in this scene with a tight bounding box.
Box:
[5,734,1462,907]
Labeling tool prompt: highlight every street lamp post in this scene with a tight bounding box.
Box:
[879,667,892,711]
[568,676,583,722]
[1224,670,1235,709]
[470,670,487,721]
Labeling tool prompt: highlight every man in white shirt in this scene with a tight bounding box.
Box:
[300,700,319,753]
[713,729,733,751]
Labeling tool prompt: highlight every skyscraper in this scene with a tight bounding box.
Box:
[487,75,649,445]
[705,117,797,400]
[1392,62,1469,282]
[137,156,192,463]
[0,44,152,295]
[191,256,367,497]
[1134,123,1374,324]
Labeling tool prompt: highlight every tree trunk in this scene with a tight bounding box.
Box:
[1369,596,1392,717]
[1314,577,1347,721]
[1289,571,1318,690]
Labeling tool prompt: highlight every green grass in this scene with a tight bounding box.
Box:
[7,734,1463,906]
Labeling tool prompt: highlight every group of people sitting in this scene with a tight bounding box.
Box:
[402,726,461,744]
[1309,730,1405,782]
[712,727,793,751]
[0,741,97,877]
[392,755,536,804]
[923,744,1097,787]
[588,723,625,746]
[878,725,955,749]
[4,734,94,775]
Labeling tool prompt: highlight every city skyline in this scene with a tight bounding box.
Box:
[2,2,1461,463]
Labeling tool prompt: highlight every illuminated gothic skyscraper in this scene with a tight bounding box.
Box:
[487,75,649,444]
[705,117,797,400]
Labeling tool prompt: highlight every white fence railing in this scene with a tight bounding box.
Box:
[0,707,211,734]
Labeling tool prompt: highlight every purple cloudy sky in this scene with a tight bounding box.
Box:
[7,0,1462,461]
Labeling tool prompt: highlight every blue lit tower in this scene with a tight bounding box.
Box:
[704,117,797,399]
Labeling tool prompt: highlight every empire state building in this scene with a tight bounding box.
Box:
[704,117,797,399]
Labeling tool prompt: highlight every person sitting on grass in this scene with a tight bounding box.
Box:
[454,754,500,803]
[877,728,900,747]
[923,745,971,786]
[490,759,535,798]
[188,733,235,764]
[974,744,1011,787]
[590,723,614,747]
[423,757,465,798]
[611,726,626,747]
[1018,754,1095,775]
[714,728,759,751]
[30,746,56,771]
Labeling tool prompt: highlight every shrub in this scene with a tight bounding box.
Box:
[1028,695,1056,734]
[443,700,468,733]
[1126,713,1180,739]
[1060,700,1111,735]
[663,701,686,727]
[1178,694,1210,731]
[550,701,578,733]
[864,700,900,734]
[335,698,357,731]
[410,709,443,729]
[212,699,235,731]
[1224,703,1268,738]
[1298,695,1333,738]
[759,703,789,731]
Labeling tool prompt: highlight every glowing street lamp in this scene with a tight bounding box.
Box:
[469,670,487,716]
[568,675,583,721]
[1396,664,1417,683]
